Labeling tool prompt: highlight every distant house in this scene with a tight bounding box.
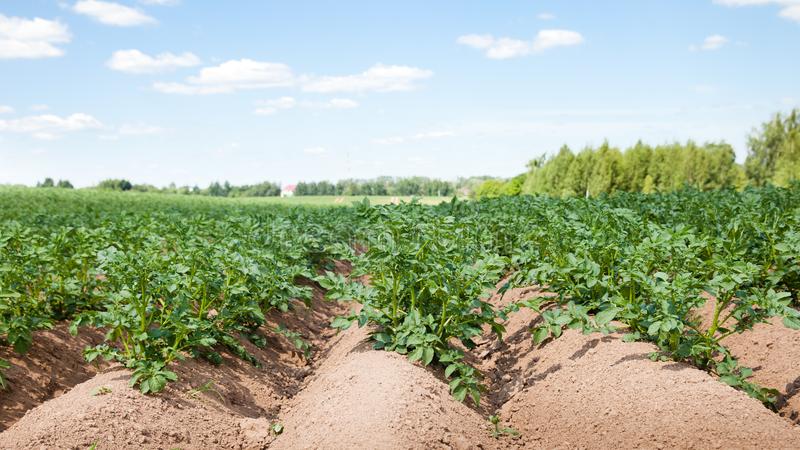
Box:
[281,184,296,197]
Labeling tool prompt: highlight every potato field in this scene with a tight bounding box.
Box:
[1,186,800,449]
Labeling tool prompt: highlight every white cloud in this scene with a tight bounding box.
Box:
[0,113,102,139]
[372,130,456,145]
[254,96,359,115]
[712,0,800,22]
[457,29,584,59]
[303,146,327,155]
[537,12,556,20]
[689,34,728,51]
[780,4,800,19]
[154,59,295,94]
[73,1,157,27]
[156,61,430,95]
[0,15,71,59]
[30,104,50,111]
[107,49,200,74]
[0,105,14,114]
[532,30,585,51]
[99,122,164,140]
[302,64,433,93]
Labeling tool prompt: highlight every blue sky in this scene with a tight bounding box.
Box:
[1,0,799,188]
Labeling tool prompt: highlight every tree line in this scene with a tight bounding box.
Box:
[294,176,488,196]
[477,109,800,198]
[34,176,491,198]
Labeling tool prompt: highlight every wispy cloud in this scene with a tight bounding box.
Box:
[712,0,800,22]
[457,29,584,59]
[302,64,432,93]
[153,59,295,94]
[0,113,102,140]
[99,122,165,140]
[155,61,431,95]
[0,14,71,59]
[254,96,359,115]
[537,12,556,20]
[72,1,157,27]
[0,105,14,114]
[689,34,728,51]
[107,49,200,74]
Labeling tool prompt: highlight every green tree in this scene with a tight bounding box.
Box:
[745,109,800,187]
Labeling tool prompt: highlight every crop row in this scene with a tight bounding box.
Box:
[1,187,799,407]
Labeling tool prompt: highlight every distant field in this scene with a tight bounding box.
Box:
[255,195,455,206]
[0,187,456,211]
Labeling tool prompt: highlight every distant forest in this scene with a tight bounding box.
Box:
[35,176,491,198]
[476,109,800,198]
[33,109,799,199]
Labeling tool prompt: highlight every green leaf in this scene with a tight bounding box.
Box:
[621,333,640,343]
[647,321,662,336]
[408,346,424,362]
[533,327,549,345]
[452,385,467,402]
[330,316,353,330]
[422,347,435,366]
[783,315,800,330]
[595,307,619,326]
[720,375,741,387]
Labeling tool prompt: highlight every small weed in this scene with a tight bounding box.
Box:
[91,386,112,396]
[488,415,519,439]
[186,380,225,402]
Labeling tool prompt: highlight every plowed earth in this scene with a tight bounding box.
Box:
[1,271,799,449]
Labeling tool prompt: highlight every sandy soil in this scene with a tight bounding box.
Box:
[0,324,107,431]
[0,280,347,450]
[477,282,800,449]
[696,294,800,423]
[1,274,799,449]
[271,325,495,450]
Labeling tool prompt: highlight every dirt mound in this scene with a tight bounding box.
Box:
[0,282,348,449]
[0,324,106,430]
[271,325,496,450]
[480,283,800,448]
[696,295,800,423]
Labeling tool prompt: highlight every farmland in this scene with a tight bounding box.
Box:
[1,186,800,448]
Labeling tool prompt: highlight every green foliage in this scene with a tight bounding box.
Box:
[96,179,133,191]
[746,109,800,187]
[475,179,506,199]
[1,184,799,410]
[488,414,519,439]
[505,187,800,406]
[521,140,742,197]
[0,188,356,393]
[332,201,507,405]
[295,176,460,197]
